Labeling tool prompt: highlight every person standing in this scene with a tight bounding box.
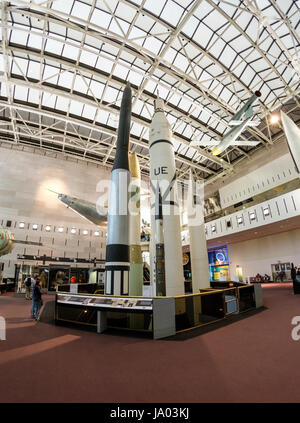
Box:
[31,279,43,320]
[291,263,297,294]
[24,275,33,300]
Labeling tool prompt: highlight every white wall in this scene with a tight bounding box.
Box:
[0,146,111,277]
[205,188,300,239]
[227,229,300,279]
[219,153,298,208]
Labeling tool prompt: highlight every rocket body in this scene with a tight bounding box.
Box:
[281,111,300,174]
[149,99,184,296]
[105,82,132,296]
[129,153,143,296]
[187,171,210,292]
[154,186,166,297]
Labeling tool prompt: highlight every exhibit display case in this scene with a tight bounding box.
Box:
[55,292,175,339]
[55,283,262,339]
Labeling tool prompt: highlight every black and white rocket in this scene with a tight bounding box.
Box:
[104,82,132,295]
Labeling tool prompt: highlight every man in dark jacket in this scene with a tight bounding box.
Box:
[31,279,43,320]
[291,263,299,295]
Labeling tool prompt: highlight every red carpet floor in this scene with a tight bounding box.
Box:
[0,284,299,403]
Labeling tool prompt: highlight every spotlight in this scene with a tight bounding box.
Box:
[45,225,51,232]
[270,114,279,124]
[70,228,77,234]
[94,231,100,236]
[83,230,89,235]
[32,224,38,230]
[57,227,64,233]
[19,222,25,229]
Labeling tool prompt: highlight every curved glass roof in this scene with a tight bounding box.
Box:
[0,0,299,183]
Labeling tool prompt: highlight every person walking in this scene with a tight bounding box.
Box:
[24,275,33,300]
[31,279,43,320]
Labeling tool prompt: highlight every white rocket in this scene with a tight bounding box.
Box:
[187,170,210,292]
[149,99,185,297]
[280,110,300,174]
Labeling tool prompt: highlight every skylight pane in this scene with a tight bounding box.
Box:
[144,0,164,16]
[51,0,73,14]
[160,1,184,26]
[63,43,80,61]
[73,75,89,94]
[82,105,97,120]
[104,86,119,103]
[27,61,40,79]
[90,8,112,29]
[80,50,98,67]
[28,88,40,104]
[42,92,57,108]
[45,39,64,55]
[71,2,91,21]
[58,71,74,90]
[89,80,104,99]
[69,100,84,115]
[96,110,109,124]
[14,86,28,101]
[55,96,69,112]
[27,33,43,50]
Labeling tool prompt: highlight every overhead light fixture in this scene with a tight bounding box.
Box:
[237,216,243,224]
[249,212,256,220]
[94,231,100,236]
[70,228,77,234]
[211,225,216,232]
[83,230,89,235]
[263,207,270,216]
[270,114,279,124]
[57,227,64,233]
[45,225,51,231]
[32,224,38,230]
[19,222,25,229]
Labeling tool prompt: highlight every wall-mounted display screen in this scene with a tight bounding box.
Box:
[208,247,229,281]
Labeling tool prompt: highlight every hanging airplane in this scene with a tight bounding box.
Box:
[0,227,43,258]
[191,90,262,155]
[48,190,108,226]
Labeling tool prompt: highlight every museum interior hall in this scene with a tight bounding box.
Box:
[0,0,300,406]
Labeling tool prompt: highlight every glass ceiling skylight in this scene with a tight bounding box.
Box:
[0,0,299,181]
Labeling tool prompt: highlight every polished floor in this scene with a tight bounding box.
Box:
[0,283,299,403]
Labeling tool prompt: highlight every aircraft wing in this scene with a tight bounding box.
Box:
[190,140,220,147]
[229,120,260,127]
[230,140,260,146]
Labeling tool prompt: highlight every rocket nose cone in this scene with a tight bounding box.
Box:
[154,98,165,112]
[129,153,141,178]
[125,81,131,91]
[121,81,132,106]
[280,110,288,123]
